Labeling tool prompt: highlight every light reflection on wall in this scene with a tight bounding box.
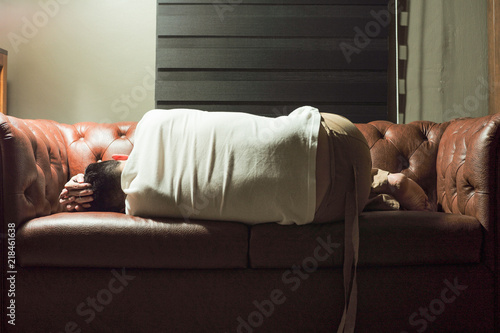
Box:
[0,0,156,124]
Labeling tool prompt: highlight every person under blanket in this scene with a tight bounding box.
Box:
[59,107,431,218]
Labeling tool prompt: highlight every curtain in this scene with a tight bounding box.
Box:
[404,0,488,123]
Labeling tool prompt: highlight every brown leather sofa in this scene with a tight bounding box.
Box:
[1,112,499,333]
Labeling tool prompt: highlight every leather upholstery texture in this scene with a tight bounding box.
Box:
[437,114,500,271]
[250,211,482,268]
[17,212,248,269]
[13,264,494,333]
[1,113,498,265]
[55,121,137,175]
[355,120,449,209]
[1,112,498,332]
[0,117,68,227]
[437,115,500,229]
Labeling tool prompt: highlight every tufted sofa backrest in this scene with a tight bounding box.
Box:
[2,113,452,227]
[55,122,137,176]
[58,119,448,206]
[355,120,450,208]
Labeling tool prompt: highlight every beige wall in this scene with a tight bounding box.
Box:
[0,0,156,124]
[405,0,489,123]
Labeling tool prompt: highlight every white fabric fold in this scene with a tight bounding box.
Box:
[121,107,321,225]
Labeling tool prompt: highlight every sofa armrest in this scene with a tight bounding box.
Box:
[0,114,68,227]
[437,113,500,269]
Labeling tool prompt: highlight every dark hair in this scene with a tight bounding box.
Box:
[84,160,125,212]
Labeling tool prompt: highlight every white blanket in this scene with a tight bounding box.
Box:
[121,106,321,225]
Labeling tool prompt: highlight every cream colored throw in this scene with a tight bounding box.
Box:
[121,106,321,224]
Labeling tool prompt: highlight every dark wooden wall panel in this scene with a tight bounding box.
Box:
[159,0,388,4]
[157,72,387,102]
[157,39,387,70]
[154,104,387,123]
[157,5,389,37]
[156,1,389,122]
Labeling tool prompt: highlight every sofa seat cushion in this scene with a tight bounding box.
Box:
[249,211,483,268]
[17,212,249,269]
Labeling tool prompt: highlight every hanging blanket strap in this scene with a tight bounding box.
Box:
[337,165,360,333]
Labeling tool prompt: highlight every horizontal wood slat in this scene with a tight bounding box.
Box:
[157,70,387,81]
[159,0,388,4]
[157,5,389,37]
[156,73,387,103]
[157,38,388,70]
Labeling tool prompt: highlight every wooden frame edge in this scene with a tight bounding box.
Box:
[0,50,6,115]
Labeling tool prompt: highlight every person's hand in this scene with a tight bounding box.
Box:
[387,173,432,211]
[59,173,94,212]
